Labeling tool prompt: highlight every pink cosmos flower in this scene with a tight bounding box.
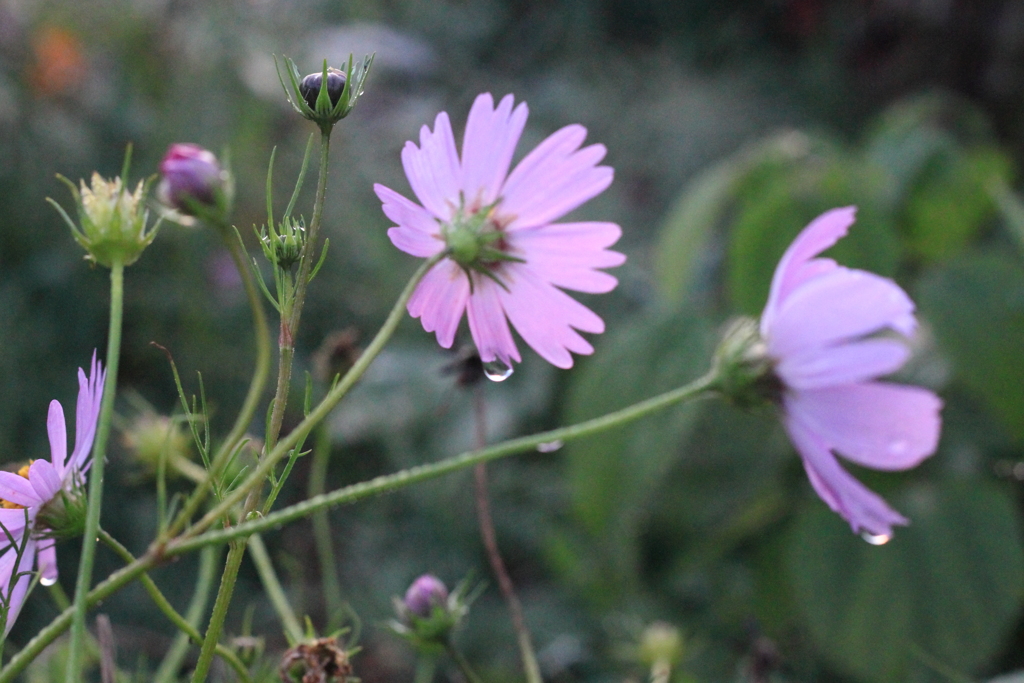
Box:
[761,207,942,538]
[375,93,625,369]
[0,354,105,634]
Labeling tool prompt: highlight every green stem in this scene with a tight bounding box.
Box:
[186,252,444,539]
[97,530,252,683]
[446,642,483,683]
[414,655,436,683]
[308,423,345,625]
[262,130,331,468]
[190,539,247,683]
[163,226,272,540]
[153,546,221,683]
[247,534,304,643]
[0,370,718,682]
[168,371,719,554]
[66,259,124,680]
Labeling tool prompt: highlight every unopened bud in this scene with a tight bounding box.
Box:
[299,70,346,110]
[404,574,448,619]
[158,144,230,218]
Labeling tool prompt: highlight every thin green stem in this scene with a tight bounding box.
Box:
[154,546,221,683]
[186,253,444,539]
[168,371,719,555]
[97,530,252,683]
[287,129,331,343]
[66,259,125,680]
[414,655,436,683]
[445,643,483,683]
[247,534,304,643]
[308,423,344,625]
[0,370,718,683]
[190,539,247,683]
[164,226,272,540]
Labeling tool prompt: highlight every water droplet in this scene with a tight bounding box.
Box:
[888,439,908,456]
[537,440,563,453]
[482,359,513,382]
[861,532,891,546]
[40,576,56,587]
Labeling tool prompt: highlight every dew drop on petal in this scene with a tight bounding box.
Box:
[861,532,891,546]
[537,440,563,453]
[483,359,513,382]
[40,576,57,586]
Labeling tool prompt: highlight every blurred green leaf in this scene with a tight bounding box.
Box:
[727,154,900,315]
[654,132,813,307]
[901,147,1013,262]
[787,479,1024,682]
[918,252,1024,441]
[561,307,714,590]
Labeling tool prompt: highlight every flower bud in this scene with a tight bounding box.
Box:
[712,317,783,409]
[299,70,346,111]
[49,165,158,268]
[259,216,306,271]
[404,574,448,619]
[276,54,374,132]
[158,143,229,218]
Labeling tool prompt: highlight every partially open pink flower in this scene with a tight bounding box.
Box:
[0,353,104,634]
[375,93,624,370]
[761,207,942,538]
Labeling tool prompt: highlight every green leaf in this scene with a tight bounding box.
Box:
[654,133,813,307]
[918,252,1024,441]
[727,155,900,315]
[787,479,1024,682]
[901,147,1013,262]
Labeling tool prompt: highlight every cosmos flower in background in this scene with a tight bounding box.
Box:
[0,354,105,634]
[759,207,942,539]
[375,93,625,371]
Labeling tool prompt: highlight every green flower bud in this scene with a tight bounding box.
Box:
[259,216,306,271]
[49,169,158,268]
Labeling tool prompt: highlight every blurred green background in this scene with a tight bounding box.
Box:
[2,0,1024,681]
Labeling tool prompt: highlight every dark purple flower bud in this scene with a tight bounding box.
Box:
[158,143,225,215]
[403,574,448,619]
[299,70,346,110]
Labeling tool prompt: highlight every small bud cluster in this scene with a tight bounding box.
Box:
[277,55,374,132]
[259,216,306,271]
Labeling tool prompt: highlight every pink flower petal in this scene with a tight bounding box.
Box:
[501,125,613,230]
[375,184,444,236]
[0,473,42,508]
[28,460,61,503]
[461,94,528,209]
[761,206,855,334]
[786,382,942,471]
[497,264,603,368]
[47,400,67,474]
[509,222,626,293]
[401,112,461,220]
[466,277,521,366]
[776,338,911,390]
[785,412,909,537]
[0,510,29,543]
[388,227,445,258]
[407,260,471,349]
[767,267,916,359]
[37,539,57,583]
[69,355,104,474]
